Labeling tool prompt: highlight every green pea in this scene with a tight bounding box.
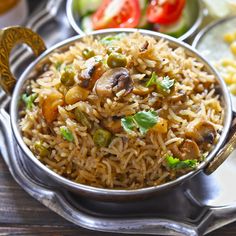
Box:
[107,46,122,55]
[93,128,112,147]
[107,53,127,68]
[74,108,91,128]
[82,48,95,59]
[61,70,75,86]
[34,141,50,157]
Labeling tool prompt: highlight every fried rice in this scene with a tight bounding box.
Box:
[19,32,224,189]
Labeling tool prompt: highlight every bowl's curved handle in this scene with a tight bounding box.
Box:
[204,115,236,175]
[0,26,46,94]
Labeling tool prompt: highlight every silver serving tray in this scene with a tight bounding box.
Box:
[1,1,236,235]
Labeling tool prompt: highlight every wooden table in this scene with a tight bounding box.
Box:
[0,156,235,236]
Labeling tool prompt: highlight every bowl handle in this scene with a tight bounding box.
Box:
[204,115,236,175]
[0,26,46,94]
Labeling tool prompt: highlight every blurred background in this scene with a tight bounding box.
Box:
[0,0,41,28]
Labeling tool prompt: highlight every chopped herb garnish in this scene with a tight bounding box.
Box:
[146,72,175,94]
[166,155,199,169]
[100,33,126,45]
[60,126,74,142]
[55,62,62,71]
[158,76,175,93]
[22,93,37,110]
[146,72,157,87]
[121,116,136,134]
[121,110,158,135]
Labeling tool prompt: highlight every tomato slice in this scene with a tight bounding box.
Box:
[92,0,141,30]
[147,0,186,25]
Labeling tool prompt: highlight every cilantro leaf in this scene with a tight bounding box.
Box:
[157,76,175,93]
[146,72,157,87]
[146,73,175,94]
[22,93,37,110]
[60,126,74,142]
[121,111,158,135]
[133,111,158,135]
[55,62,62,71]
[166,155,199,169]
[121,116,136,134]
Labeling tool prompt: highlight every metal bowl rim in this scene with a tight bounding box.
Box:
[10,28,232,197]
[66,0,204,41]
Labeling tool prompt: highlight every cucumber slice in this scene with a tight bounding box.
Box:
[138,15,151,29]
[138,0,149,28]
[80,15,94,33]
[139,0,148,10]
[76,0,103,17]
[159,15,189,38]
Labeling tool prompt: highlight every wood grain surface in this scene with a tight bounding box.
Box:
[0,155,235,236]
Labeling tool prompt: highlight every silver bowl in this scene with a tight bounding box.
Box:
[0,27,235,201]
[66,0,204,41]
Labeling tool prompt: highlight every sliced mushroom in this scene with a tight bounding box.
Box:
[214,84,222,96]
[102,116,122,133]
[95,67,133,98]
[169,143,183,159]
[139,41,149,53]
[185,120,216,149]
[79,56,104,89]
[180,139,201,160]
[169,139,201,160]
